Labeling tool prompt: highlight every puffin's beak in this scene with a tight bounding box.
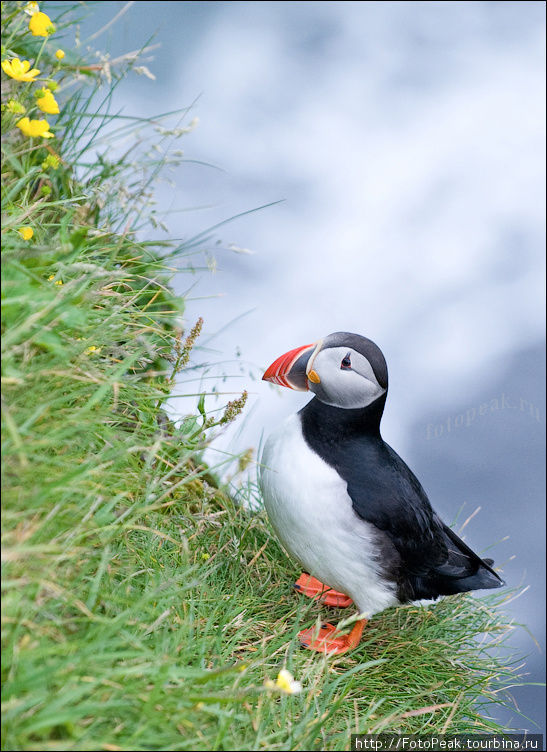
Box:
[262,342,317,391]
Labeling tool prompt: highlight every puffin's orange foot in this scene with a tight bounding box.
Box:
[298,618,367,655]
[294,573,353,608]
[320,590,354,608]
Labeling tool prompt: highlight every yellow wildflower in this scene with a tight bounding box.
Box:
[265,669,302,695]
[55,49,65,60]
[85,345,101,355]
[16,117,54,138]
[6,100,26,114]
[36,88,59,115]
[1,58,41,82]
[55,280,63,286]
[41,153,60,170]
[18,227,34,240]
[24,1,40,15]
[48,274,55,281]
[29,11,55,37]
[201,553,210,560]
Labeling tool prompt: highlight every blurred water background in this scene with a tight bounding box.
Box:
[75,0,545,734]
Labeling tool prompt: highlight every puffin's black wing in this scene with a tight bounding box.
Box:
[341,440,504,601]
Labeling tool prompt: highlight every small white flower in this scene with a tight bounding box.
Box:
[265,668,302,695]
[24,1,40,16]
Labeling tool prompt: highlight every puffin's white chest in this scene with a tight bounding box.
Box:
[259,413,399,616]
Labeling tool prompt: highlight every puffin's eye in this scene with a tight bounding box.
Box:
[341,353,352,370]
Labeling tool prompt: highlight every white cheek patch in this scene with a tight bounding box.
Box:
[309,347,385,409]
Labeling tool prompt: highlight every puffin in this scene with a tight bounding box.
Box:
[259,332,505,655]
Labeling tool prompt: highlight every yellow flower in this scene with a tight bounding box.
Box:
[265,669,302,695]
[201,552,210,560]
[55,280,63,286]
[55,49,65,60]
[85,345,101,355]
[16,117,54,138]
[48,274,55,281]
[18,227,34,240]
[1,58,41,82]
[29,11,55,37]
[36,88,59,115]
[24,1,40,15]
[41,153,60,170]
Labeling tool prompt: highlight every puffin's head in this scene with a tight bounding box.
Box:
[262,332,387,409]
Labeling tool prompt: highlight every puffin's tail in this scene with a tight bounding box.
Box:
[405,524,505,601]
[449,563,505,593]
[436,525,506,593]
[411,556,505,600]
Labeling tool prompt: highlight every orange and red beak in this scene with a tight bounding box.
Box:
[262,342,320,391]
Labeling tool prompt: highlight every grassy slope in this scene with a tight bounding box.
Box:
[2,3,522,750]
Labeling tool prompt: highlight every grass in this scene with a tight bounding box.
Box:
[1,2,527,749]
